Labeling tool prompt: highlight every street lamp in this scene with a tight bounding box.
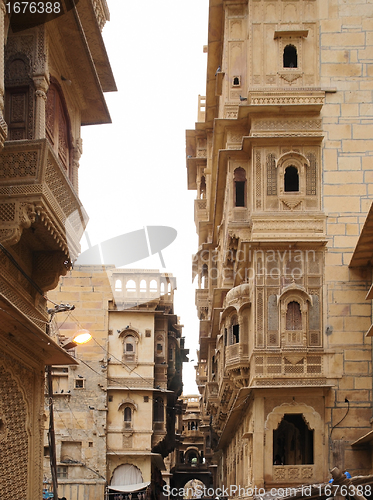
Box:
[61,329,92,350]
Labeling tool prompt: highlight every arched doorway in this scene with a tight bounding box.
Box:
[109,464,149,498]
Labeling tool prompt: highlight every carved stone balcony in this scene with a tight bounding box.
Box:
[251,353,325,388]
[225,283,252,308]
[0,139,87,290]
[205,381,219,404]
[225,343,250,369]
[0,139,86,254]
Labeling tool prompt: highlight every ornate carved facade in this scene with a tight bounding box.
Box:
[188,0,373,494]
[0,1,115,498]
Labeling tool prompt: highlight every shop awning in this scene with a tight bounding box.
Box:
[108,481,150,493]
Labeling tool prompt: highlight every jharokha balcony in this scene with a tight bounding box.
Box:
[0,138,86,260]
[0,138,87,306]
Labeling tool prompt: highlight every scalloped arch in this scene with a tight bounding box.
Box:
[265,402,321,432]
[276,151,310,169]
[277,283,312,306]
[118,397,138,412]
[118,327,140,339]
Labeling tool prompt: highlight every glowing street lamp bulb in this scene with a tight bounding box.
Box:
[73,330,92,345]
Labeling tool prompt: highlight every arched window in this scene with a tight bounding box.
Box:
[124,407,131,422]
[140,280,146,292]
[124,335,135,353]
[234,167,246,207]
[153,397,164,422]
[284,166,299,192]
[115,279,122,292]
[186,451,198,464]
[273,414,313,465]
[150,280,157,292]
[283,45,297,68]
[286,301,302,330]
[126,280,136,292]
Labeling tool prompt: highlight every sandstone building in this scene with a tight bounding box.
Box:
[45,267,187,500]
[0,2,115,498]
[187,0,373,492]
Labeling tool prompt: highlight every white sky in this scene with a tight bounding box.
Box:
[78,1,209,395]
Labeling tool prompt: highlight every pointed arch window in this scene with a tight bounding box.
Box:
[283,45,298,68]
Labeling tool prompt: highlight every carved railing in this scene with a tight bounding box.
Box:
[250,354,325,387]
[225,343,249,368]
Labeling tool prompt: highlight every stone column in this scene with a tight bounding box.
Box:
[33,76,49,139]
[0,0,8,148]
[72,137,83,193]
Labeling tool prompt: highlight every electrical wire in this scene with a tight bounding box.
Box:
[330,398,350,439]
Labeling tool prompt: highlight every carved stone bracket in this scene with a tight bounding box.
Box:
[278,71,303,84]
[281,198,302,210]
[0,202,36,246]
[32,250,69,292]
